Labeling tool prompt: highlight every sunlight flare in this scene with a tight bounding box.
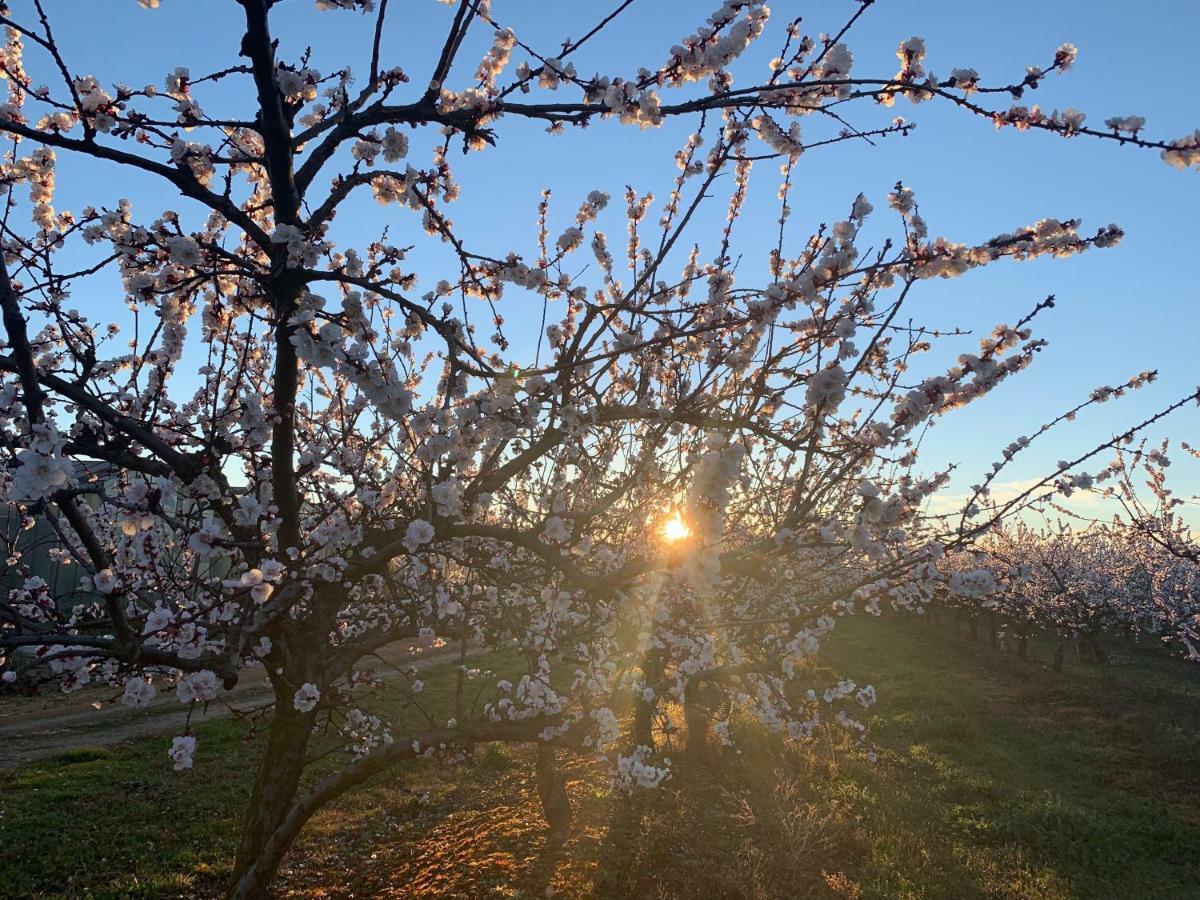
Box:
[661,513,692,543]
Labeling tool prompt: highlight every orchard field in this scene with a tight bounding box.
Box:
[1,2,1199,898]
[3,615,1198,899]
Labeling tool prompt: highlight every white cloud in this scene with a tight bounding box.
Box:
[924,478,1119,527]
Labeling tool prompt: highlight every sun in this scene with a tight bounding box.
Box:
[661,513,691,543]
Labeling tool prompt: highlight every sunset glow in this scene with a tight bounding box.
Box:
[661,514,692,543]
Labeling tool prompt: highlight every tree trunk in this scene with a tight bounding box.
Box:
[1087,635,1111,684]
[1017,632,1028,660]
[684,680,710,762]
[968,614,979,643]
[1052,639,1066,672]
[987,611,998,648]
[632,653,662,750]
[632,694,654,750]
[1078,638,1095,664]
[229,703,314,899]
[1087,635,1107,667]
[536,742,571,842]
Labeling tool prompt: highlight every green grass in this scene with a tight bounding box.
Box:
[813,617,1200,899]
[0,653,512,898]
[0,708,255,898]
[1,619,1197,899]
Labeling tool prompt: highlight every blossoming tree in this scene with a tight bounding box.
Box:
[950,444,1200,666]
[0,1,1195,896]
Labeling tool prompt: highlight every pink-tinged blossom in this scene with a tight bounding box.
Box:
[404,519,435,549]
[11,448,70,501]
[122,676,157,708]
[92,568,118,595]
[1161,130,1200,170]
[176,670,220,704]
[168,735,196,771]
[1055,43,1078,71]
[293,682,321,713]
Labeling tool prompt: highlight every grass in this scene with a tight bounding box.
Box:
[0,706,256,898]
[1,617,1198,899]
[814,618,1200,899]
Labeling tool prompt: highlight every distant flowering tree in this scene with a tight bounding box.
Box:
[1035,442,1200,662]
[938,515,1200,670]
[0,2,1195,896]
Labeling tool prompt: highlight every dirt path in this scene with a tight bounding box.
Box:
[0,642,474,770]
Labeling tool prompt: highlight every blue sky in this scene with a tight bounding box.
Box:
[17,0,1200,521]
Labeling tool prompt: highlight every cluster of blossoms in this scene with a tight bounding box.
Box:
[168,735,197,771]
[662,1,770,86]
[753,113,804,159]
[1161,130,1200,170]
[0,3,1193,897]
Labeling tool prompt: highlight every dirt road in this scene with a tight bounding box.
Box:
[0,642,472,770]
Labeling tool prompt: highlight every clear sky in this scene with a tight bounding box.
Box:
[17,0,1200,523]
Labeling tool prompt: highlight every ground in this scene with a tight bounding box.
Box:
[0,642,478,769]
[1,615,1198,899]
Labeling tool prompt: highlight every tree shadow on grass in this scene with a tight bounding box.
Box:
[277,619,1200,899]
[832,618,1200,898]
